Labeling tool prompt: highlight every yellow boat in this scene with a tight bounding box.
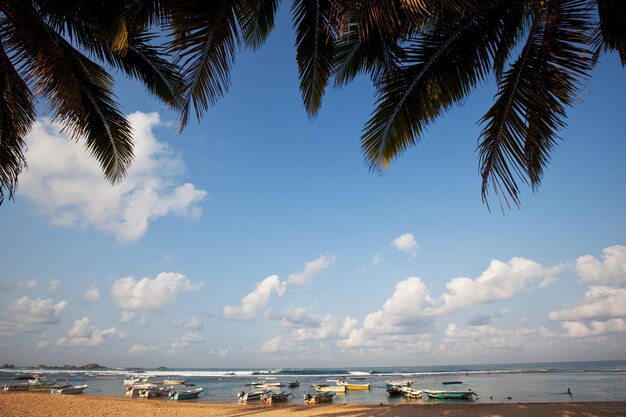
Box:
[313,384,346,393]
[338,381,371,390]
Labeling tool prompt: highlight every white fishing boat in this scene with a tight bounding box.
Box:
[385,380,413,387]
[312,384,346,393]
[401,387,423,399]
[125,383,160,396]
[163,379,186,385]
[51,384,88,395]
[261,390,291,404]
[304,391,335,404]
[169,387,203,400]
[238,389,268,401]
[138,386,171,398]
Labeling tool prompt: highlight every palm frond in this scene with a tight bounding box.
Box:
[361,3,507,172]
[478,0,592,208]
[237,0,279,50]
[5,0,134,183]
[166,0,241,130]
[292,0,336,116]
[0,40,36,204]
[593,0,626,65]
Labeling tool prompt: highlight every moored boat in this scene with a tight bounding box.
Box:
[261,390,291,404]
[400,387,423,399]
[287,380,300,388]
[304,391,335,404]
[422,389,477,400]
[51,384,88,395]
[337,381,371,390]
[312,384,346,393]
[3,384,29,391]
[139,386,172,398]
[238,389,268,401]
[125,383,160,396]
[163,379,186,385]
[386,385,403,396]
[385,380,412,387]
[169,387,203,400]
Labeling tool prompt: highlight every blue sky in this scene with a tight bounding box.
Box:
[1,6,625,368]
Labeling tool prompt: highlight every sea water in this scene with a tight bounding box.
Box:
[1,360,625,405]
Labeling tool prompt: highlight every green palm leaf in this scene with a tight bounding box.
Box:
[0,40,36,203]
[478,0,592,208]
[361,4,507,171]
[166,0,241,130]
[5,0,134,183]
[237,0,280,50]
[292,0,336,116]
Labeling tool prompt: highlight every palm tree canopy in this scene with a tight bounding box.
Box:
[0,0,623,207]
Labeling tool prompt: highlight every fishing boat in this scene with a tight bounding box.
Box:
[238,389,268,401]
[422,389,477,400]
[3,384,29,391]
[28,383,70,392]
[51,384,88,395]
[251,382,284,388]
[385,380,412,387]
[400,387,423,399]
[442,381,463,385]
[139,386,172,398]
[169,387,203,400]
[287,380,300,388]
[261,390,291,404]
[163,379,186,385]
[125,383,160,396]
[337,381,371,390]
[386,385,403,396]
[304,391,335,404]
[312,384,346,393]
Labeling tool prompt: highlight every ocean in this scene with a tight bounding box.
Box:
[2,360,625,405]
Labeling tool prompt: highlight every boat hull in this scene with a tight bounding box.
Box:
[169,387,203,400]
[422,389,476,400]
[304,392,335,404]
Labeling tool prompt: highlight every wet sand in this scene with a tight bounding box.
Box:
[1,393,625,417]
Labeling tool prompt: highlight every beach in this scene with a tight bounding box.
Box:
[1,393,625,417]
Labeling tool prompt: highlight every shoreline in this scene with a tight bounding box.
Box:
[2,393,625,417]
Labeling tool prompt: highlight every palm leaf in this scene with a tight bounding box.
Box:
[166,0,241,130]
[5,0,134,183]
[361,3,507,171]
[593,0,626,65]
[237,0,280,50]
[478,0,592,208]
[292,0,336,116]
[0,40,36,204]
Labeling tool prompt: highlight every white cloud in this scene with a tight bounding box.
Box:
[339,277,435,350]
[168,332,206,354]
[372,253,384,265]
[549,286,626,322]
[560,319,626,337]
[576,245,626,287]
[438,323,556,355]
[119,311,135,323]
[68,317,94,337]
[111,272,202,313]
[1,279,38,291]
[84,286,101,302]
[172,315,203,330]
[392,233,419,258]
[127,344,157,356]
[56,318,126,348]
[223,275,286,320]
[20,112,207,244]
[269,307,339,342]
[209,347,232,357]
[287,254,336,285]
[7,297,68,325]
[47,279,62,292]
[436,257,562,314]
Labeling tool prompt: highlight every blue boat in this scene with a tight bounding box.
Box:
[169,387,203,400]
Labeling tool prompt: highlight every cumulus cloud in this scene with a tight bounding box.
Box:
[209,347,232,357]
[172,315,203,330]
[223,275,286,320]
[56,317,126,347]
[576,245,626,287]
[1,279,38,291]
[111,272,202,313]
[439,323,556,355]
[560,319,626,337]
[339,277,435,350]
[548,286,626,322]
[287,254,336,285]
[392,233,419,258]
[84,286,101,302]
[436,257,562,314]
[8,296,68,325]
[19,112,207,244]
[168,332,206,354]
[268,307,339,341]
[47,279,62,292]
[127,344,157,356]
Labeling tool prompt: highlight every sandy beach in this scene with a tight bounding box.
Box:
[1,393,624,417]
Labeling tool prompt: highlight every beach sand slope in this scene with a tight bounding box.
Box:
[1,393,625,417]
